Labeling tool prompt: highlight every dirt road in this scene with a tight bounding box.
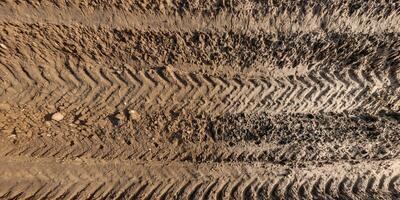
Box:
[0,1,399,199]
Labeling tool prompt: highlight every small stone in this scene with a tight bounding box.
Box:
[165,65,174,74]
[8,134,16,140]
[0,103,10,111]
[129,110,141,121]
[45,121,52,126]
[26,131,33,138]
[172,139,180,147]
[46,105,56,110]
[14,127,22,134]
[69,123,77,127]
[0,43,7,50]
[51,112,64,121]
[276,169,290,176]
[115,113,124,120]
[3,128,14,134]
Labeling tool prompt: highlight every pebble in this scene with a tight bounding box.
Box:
[0,43,7,50]
[8,134,16,140]
[51,112,64,121]
[0,103,10,111]
[69,123,77,127]
[3,128,14,134]
[129,110,141,121]
[26,131,33,138]
[115,113,124,120]
[46,105,56,110]
[276,169,290,176]
[165,65,174,74]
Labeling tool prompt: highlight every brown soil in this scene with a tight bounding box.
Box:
[0,1,399,199]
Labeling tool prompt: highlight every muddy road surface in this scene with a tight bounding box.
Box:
[0,1,399,199]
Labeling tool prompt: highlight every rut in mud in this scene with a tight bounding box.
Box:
[0,0,399,199]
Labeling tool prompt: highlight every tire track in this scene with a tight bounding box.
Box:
[1,125,399,166]
[0,157,398,199]
[0,2,399,199]
[1,23,398,114]
[1,64,397,121]
[2,23,400,78]
[1,1,400,34]
[1,109,399,165]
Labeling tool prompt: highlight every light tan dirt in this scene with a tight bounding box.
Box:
[0,0,399,199]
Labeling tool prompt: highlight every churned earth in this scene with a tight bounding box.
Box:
[0,1,399,199]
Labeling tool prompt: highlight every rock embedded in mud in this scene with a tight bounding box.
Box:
[8,133,17,142]
[276,169,291,176]
[26,131,33,138]
[115,113,125,121]
[3,128,14,135]
[0,43,7,50]
[0,103,11,111]
[51,112,64,121]
[129,110,141,121]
